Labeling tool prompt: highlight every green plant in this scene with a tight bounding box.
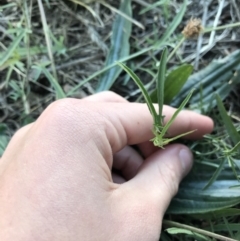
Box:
[118,48,195,148]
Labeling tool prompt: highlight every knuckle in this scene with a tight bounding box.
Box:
[40,98,105,139]
[43,98,78,125]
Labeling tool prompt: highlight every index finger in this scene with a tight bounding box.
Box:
[74,101,214,153]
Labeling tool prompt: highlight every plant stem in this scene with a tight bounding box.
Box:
[163,220,238,241]
[167,37,185,62]
[204,22,240,33]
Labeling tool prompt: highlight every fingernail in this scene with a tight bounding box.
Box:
[179,149,193,174]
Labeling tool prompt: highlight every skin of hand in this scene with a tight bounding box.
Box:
[0,91,214,241]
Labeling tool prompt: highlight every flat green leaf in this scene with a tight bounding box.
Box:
[157,48,168,125]
[216,94,240,145]
[166,228,209,241]
[117,62,158,123]
[96,0,132,91]
[0,30,25,66]
[167,160,240,214]
[166,228,193,235]
[164,64,193,104]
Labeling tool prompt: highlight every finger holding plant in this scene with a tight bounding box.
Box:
[118,48,195,148]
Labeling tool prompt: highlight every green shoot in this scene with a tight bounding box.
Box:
[118,48,195,148]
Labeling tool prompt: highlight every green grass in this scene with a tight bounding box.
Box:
[1,0,240,240]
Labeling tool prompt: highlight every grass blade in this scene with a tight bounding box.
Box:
[157,48,168,125]
[0,30,25,66]
[216,94,240,145]
[117,62,158,123]
[161,89,194,137]
[96,0,132,91]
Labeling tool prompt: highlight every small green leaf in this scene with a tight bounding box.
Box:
[216,94,240,145]
[117,62,158,124]
[96,0,132,91]
[157,48,168,125]
[166,227,193,235]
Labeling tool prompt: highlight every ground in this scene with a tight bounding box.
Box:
[1,0,240,240]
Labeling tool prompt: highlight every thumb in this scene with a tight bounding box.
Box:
[128,144,193,215]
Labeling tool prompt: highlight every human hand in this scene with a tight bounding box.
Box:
[0,91,213,241]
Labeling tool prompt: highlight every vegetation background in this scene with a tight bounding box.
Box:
[0,0,240,240]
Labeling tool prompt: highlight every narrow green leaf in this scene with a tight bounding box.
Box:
[164,64,193,104]
[161,89,194,137]
[157,48,168,125]
[117,62,158,123]
[0,30,25,66]
[203,158,226,190]
[163,130,196,144]
[216,94,240,145]
[223,142,240,155]
[166,228,210,241]
[166,228,193,235]
[96,0,132,91]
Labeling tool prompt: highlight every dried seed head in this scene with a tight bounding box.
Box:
[182,18,203,38]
